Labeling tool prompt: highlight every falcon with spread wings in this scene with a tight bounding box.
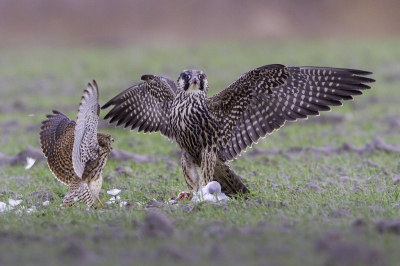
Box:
[40,81,113,207]
[102,64,374,196]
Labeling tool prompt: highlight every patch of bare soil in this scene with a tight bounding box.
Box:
[329,209,353,218]
[0,145,46,167]
[246,138,400,159]
[325,244,384,266]
[144,210,174,237]
[28,190,55,207]
[376,219,400,234]
[0,153,15,167]
[0,120,21,134]
[109,149,159,164]
[315,232,385,266]
[0,102,27,115]
[0,146,166,167]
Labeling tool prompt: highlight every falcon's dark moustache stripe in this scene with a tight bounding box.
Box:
[200,77,205,91]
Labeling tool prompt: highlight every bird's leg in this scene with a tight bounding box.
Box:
[181,150,200,191]
[200,148,216,188]
[96,197,108,209]
[176,150,199,200]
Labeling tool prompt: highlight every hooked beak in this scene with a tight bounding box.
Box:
[190,76,199,85]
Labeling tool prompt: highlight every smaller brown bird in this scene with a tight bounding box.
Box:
[39,80,113,207]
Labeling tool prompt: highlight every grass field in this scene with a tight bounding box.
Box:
[0,40,400,266]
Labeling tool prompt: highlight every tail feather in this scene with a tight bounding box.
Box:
[213,160,250,196]
[62,178,94,207]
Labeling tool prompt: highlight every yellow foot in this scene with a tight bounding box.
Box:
[96,198,109,209]
[94,205,108,210]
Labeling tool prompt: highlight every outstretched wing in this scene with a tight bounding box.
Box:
[39,110,77,185]
[72,80,101,178]
[207,65,375,161]
[101,75,177,139]
[206,64,290,146]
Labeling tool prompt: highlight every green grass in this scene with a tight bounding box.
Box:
[1,39,400,266]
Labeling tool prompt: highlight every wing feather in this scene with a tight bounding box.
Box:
[39,110,77,185]
[72,80,101,178]
[102,75,177,140]
[211,66,375,161]
[207,64,290,146]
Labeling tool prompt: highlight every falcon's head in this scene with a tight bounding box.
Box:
[177,70,209,94]
[98,133,114,150]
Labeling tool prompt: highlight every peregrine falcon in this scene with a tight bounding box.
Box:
[40,81,113,207]
[102,64,374,196]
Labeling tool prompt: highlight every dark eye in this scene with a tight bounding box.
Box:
[186,74,191,80]
[198,74,203,79]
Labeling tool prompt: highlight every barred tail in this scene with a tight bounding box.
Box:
[62,177,94,207]
[213,160,250,196]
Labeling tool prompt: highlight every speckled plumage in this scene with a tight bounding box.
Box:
[102,64,375,196]
[40,80,113,207]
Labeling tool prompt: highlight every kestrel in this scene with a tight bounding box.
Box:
[40,80,113,207]
[102,64,374,196]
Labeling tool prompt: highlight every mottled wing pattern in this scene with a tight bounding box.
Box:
[102,75,177,139]
[218,66,375,161]
[206,64,290,146]
[39,110,77,185]
[72,81,101,178]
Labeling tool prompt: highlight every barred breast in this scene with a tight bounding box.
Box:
[170,92,219,160]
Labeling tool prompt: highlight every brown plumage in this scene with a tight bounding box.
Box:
[40,80,113,207]
[102,64,375,196]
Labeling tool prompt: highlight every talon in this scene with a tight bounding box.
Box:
[96,198,108,209]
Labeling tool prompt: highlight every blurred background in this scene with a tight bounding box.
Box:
[0,0,400,157]
[1,0,399,48]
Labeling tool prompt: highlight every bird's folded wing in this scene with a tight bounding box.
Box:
[207,65,375,161]
[72,81,101,178]
[101,75,177,140]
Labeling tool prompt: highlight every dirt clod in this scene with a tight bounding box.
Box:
[114,166,133,177]
[304,182,321,191]
[337,176,350,184]
[144,210,174,237]
[157,246,192,262]
[376,219,400,234]
[352,218,366,228]
[368,206,385,214]
[329,209,352,218]
[326,244,384,266]
[315,231,341,252]
[30,190,54,202]
[61,242,87,259]
[110,149,158,163]
[147,199,164,208]
[209,243,226,261]
[393,174,400,185]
